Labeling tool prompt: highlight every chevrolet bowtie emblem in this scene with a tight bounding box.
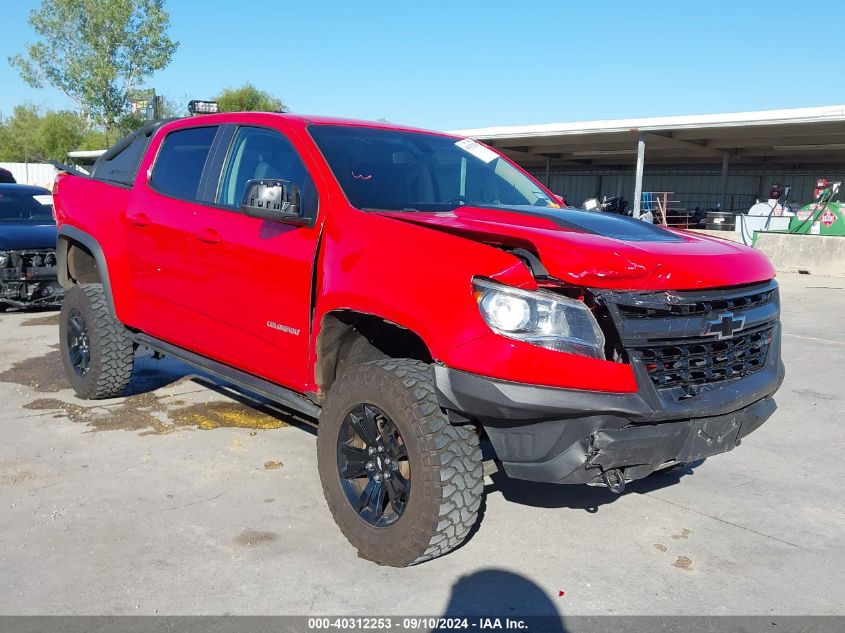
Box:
[703,312,746,339]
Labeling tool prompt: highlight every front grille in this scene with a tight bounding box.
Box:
[599,281,780,392]
[616,287,775,318]
[629,326,774,388]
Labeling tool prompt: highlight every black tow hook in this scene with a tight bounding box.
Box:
[601,469,626,494]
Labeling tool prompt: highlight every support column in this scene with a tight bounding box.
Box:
[719,151,731,211]
[632,135,646,219]
[544,156,551,188]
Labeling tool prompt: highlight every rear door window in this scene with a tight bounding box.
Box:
[150,126,218,201]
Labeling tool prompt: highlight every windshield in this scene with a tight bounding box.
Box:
[309,125,557,212]
[0,190,54,223]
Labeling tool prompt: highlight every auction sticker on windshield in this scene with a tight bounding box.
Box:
[455,138,499,163]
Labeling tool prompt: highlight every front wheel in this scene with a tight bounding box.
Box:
[317,359,483,566]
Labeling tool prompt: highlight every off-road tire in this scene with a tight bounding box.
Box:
[60,284,134,399]
[317,359,483,566]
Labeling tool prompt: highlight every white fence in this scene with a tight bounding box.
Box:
[1,162,59,189]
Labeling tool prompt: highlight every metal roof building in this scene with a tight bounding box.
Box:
[450,105,845,215]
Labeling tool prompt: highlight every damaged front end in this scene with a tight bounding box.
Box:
[434,280,785,490]
[0,249,65,310]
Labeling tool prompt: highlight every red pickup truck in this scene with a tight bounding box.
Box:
[53,113,784,566]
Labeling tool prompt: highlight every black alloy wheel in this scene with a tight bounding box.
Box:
[66,308,91,376]
[317,359,483,566]
[337,403,410,527]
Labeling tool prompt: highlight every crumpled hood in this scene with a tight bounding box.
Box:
[377,206,775,290]
[0,222,58,251]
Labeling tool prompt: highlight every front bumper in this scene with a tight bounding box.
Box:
[0,266,64,308]
[433,323,784,485]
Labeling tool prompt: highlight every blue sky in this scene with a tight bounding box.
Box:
[2,0,845,130]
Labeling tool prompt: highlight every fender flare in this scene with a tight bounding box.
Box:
[57,225,117,316]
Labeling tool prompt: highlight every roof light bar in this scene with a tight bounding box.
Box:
[187,100,220,116]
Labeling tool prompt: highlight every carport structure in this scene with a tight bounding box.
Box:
[450,105,845,215]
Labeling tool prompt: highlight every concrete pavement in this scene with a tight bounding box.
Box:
[0,273,843,616]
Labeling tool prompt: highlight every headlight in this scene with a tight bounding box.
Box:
[0,251,8,268]
[479,291,532,331]
[473,279,605,359]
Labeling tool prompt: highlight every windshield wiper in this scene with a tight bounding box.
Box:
[362,207,422,213]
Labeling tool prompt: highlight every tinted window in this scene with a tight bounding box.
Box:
[151,126,217,200]
[0,189,54,223]
[218,127,317,219]
[308,125,555,212]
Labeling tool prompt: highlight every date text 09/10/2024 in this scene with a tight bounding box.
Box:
[307,617,529,630]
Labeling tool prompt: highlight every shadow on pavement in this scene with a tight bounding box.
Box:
[439,568,565,630]
[124,350,197,395]
[487,460,704,513]
[125,352,318,433]
[197,378,318,435]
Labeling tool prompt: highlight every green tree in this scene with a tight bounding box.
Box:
[9,0,178,140]
[0,105,43,161]
[0,104,89,162]
[79,129,110,151]
[37,110,86,160]
[214,84,287,113]
[0,124,9,160]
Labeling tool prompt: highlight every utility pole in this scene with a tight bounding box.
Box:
[632,135,646,219]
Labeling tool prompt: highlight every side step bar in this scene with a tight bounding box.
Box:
[132,333,322,419]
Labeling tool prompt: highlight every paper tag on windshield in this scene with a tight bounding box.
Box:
[455,138,499,163]
[33,194,54,206]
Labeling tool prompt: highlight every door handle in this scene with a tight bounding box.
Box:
[196,227,221,244]
[126,212,151,227]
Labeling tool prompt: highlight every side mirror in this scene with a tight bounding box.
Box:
[240,179,303,223]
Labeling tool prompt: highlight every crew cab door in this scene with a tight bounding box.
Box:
[188,125,321,389]
[124,125,221,350]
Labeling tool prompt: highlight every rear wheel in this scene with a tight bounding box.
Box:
[317,359,483,566]
[60,284,134,399]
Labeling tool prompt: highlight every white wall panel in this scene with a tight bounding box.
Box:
[0,162,58,189]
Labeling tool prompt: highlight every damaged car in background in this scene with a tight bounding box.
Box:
[0,184,64,312]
